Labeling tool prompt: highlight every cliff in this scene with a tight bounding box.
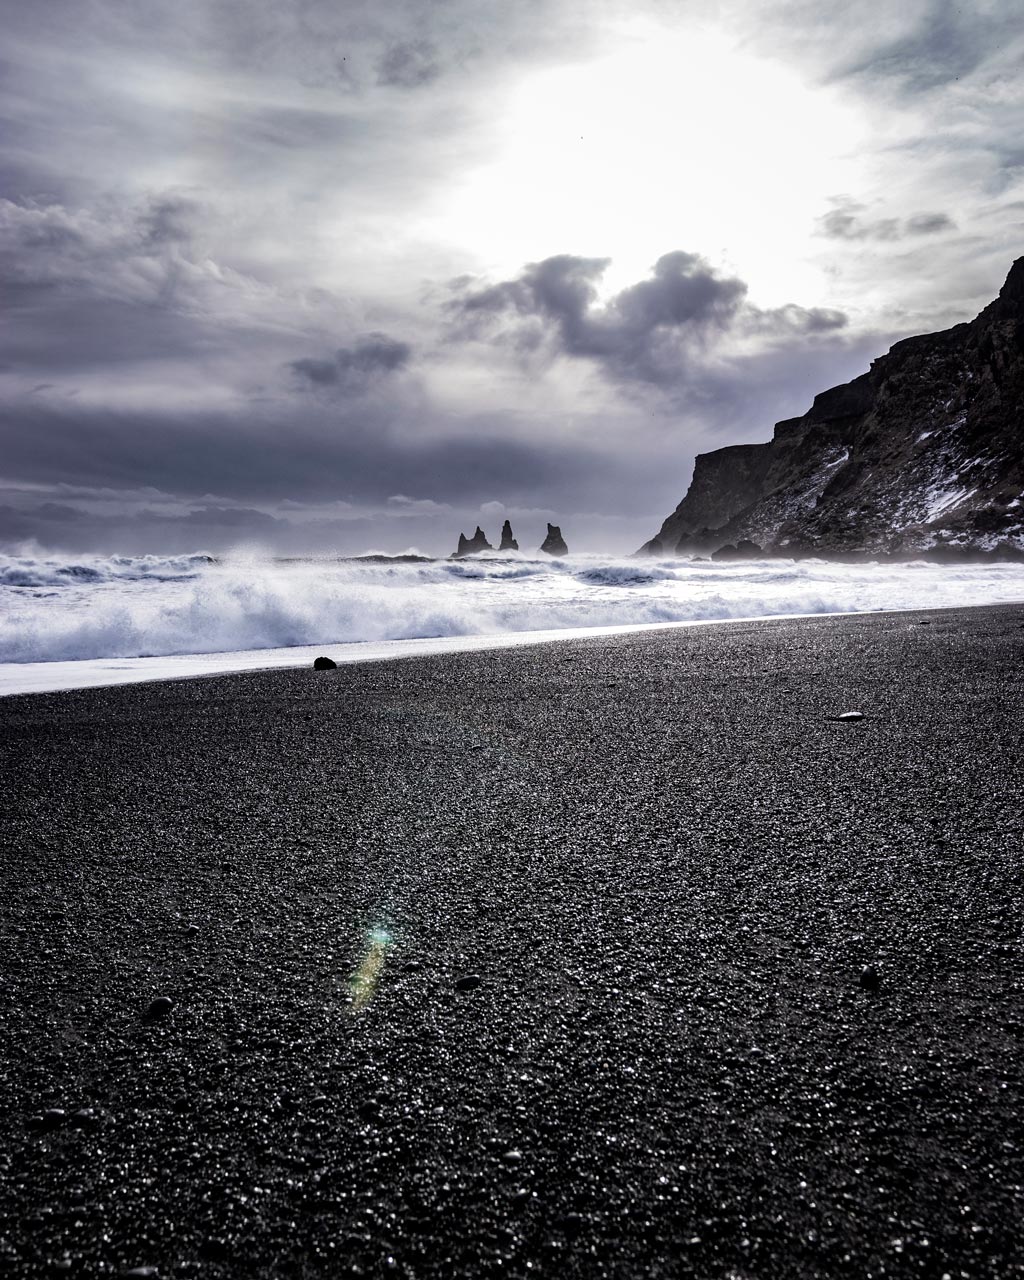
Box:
[639,258,1024,558]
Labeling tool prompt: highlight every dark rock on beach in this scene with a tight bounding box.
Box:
[0,604,1022,1278]
[539,523,568,555]
[312,655,337,670]
[859,964,881,992]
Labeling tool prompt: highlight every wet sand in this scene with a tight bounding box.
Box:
[1,605,1022,1278]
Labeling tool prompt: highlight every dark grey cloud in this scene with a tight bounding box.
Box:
[611,252,748,336]
[450,252,748,383]
[137,195,201,248]
[743,303,849,336]
[377,40,441,87]
[834,0,1019,93]
[904,212,955,235]
[449,252,847,387]
[290,333,412,389]
[820,209,901,243]
[288,357,340,386]
[738,0,1021,98]
[0,500,287,555]
[0,192,287,393]
[0,194,210,307]
[818,199,956,242]
[0,394,616,511]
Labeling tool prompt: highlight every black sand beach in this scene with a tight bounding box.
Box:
[1,605,1022,1279]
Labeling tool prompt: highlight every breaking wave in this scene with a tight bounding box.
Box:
[0,552,214,589]
[2,549,1023,665]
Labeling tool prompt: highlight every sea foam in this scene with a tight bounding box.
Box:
[1,550,1023,691]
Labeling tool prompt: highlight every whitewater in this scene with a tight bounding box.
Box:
[2,549,1023,696]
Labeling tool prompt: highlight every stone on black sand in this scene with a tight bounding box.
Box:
[455,974,482,991]
[859,965,881,992]
[199,1239,231,1262]
[836,710,865,722]
[146,995,174,1019]
[313,655,337,670]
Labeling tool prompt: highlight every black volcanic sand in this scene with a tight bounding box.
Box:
[1,607,1023,1279]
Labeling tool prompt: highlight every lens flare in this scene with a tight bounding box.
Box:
[349,926,393,1013]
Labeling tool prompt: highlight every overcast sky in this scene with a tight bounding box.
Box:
[2,0,1022,556]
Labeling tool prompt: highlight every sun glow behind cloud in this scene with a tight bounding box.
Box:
[4,0,1019,557]
[436,21,867,308]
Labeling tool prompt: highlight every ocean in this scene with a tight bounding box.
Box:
[2,548,1023,696]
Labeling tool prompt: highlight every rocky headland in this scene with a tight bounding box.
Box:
[640,258,1024,559]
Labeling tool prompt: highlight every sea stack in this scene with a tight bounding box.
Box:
[452,527,493,557]
[539,524,568,556]
[499,520,519,551]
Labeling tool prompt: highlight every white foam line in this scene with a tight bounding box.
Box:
[0,605,961,698]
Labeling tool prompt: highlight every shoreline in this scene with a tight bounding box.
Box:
[4,596,1024,698]
[2,604,1022,1276]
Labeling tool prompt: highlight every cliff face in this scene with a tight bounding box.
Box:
[640,259,1024,558]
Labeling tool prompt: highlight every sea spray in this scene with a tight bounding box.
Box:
[2,550,1024,666]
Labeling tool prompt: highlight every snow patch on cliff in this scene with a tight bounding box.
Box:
[924,486,977,522]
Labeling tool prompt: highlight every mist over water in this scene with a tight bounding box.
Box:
[2,550,1024,669]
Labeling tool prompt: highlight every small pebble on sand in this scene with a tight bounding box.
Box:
[859,965,881,992]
